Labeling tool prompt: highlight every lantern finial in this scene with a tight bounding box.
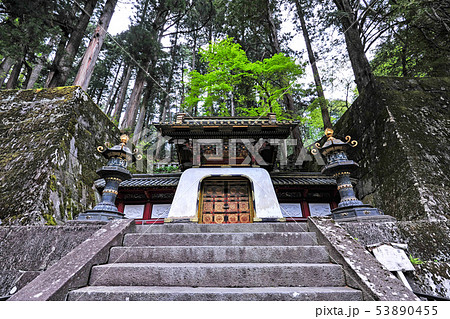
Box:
[325,128,334,140]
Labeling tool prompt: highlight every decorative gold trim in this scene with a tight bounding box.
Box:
[103,189,118,195]
[333,171,351,177]
[253,217,262,222]
[345,135,358,147]
[325,128,334,140]
[277,218,286,222]
[120,134,129,145]
[337,183,353,190]
[164,218,173,223]
[190,217,199,222]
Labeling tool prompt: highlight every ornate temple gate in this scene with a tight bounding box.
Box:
[199,178,253,224]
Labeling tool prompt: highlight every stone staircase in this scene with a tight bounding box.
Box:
[68,223,362,301]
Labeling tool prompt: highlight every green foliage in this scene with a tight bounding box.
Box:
[183,37,304,118]
[301,97,347,145]
[371,40,427,77]
[370,0,450,77]
[153,165,179,174]
[43,213,57,226]
[409,254,425,265]
[0,1,57,59]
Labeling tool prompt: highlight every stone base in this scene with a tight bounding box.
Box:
[331,206,389,221]
[164,217,198,223]
[253,217,286,222]
[334,215,397,223]
[77,210,125,222]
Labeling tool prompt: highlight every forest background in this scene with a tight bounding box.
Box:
[0,0,448,163]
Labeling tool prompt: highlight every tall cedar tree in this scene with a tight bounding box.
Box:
[74,0,118,90]
[293,0,332,129]
[47,0,99,87]
[332,0,374,93]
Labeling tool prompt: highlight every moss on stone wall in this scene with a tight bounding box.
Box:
[333,77,450,221]
[0,87,120,225]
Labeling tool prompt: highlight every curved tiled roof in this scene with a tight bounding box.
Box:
[95,176,180,189]
[95,173,340,189]
[271,176,336,186]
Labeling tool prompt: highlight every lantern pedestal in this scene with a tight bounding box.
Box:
[331,206,390,221]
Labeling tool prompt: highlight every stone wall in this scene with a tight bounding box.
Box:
[333,77,450,221]
[0,87,120,225]
[341,220,450,299]
[0,222,104,297]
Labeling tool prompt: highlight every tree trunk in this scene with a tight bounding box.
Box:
[45,35,68,88]
[266,2,281,55]
[26,57,46,89]
[73,0,118,90]
[121,0,168,130]
[6,59,24,89]
[112,64,132,122]
[0,57,14,88]
[266,1,304,153]
[132,85,152,142]
[22,61,33,89]
[294,0,332,129]
[105,59,123,112]
[230,91,235,116]
[107,76,122,116]
[47,0,98,87]
[96,86,104,105]
[121,67,147,129]
[333,0,374,93]
[160,21,179,120]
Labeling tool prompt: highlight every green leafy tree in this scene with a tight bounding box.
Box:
[183,37,304,119]
[370,0,450,77]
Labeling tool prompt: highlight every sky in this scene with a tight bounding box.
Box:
[107,0,355,101]
[108,0,135,36]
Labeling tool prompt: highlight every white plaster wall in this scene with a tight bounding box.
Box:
[167,167,283,220]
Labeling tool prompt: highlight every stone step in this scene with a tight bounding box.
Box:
[135,223,308,233]
[89,263,344,287]
[123,232,318,246]
[109,245,330,263]
[68,286,362,301]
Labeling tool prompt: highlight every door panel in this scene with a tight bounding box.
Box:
[200,179,252,224]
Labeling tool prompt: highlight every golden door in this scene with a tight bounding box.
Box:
[200,178,253,224]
